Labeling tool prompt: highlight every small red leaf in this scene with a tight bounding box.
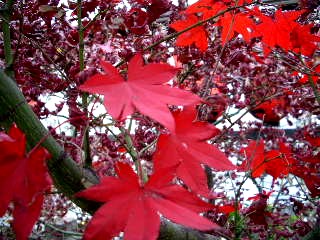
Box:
[170,15,208,52]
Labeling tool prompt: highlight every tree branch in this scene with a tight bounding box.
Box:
[2,0,15,78]
[77,0,92,168]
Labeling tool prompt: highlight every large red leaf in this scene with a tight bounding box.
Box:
[154,107,235,196]
[79,54,200,131]
[76,163,218,240]
[180,1,254,46]
[290,153,320,197]
[0,125,51,240]
[251,8,319,56]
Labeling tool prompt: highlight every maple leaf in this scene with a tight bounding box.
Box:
[154,107,235,196]
[240,141,294,179]
[290,24,320,56]
[245,190,273,226]
[290,153,320,197]
[184,0,227,20]
[0,125,51,240]
[218,12,254,44]
[252,9,303,54]
[250,97,287,126]
[76,163,219,240]
[79,54,200,131]
[239,140,265,178]
[264,142,294,179]
[170,14,208,52]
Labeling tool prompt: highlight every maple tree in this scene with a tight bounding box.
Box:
[0,0,319,240]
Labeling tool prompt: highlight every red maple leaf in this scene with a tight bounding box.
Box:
[76,163,219,240]
[154,107,235,196]
[239,140,265,178]
[265,142,294,179]
[218,11,254,44]
[252,9,303,54]
[170,14,209,52]
[240,141,295,179]
[290,155,320,197]
[290,24,320,56]
[79,54,200,131]
[245,190,273,226]
[0,125,51,240]
[184,0,227,20]
[250,97,287,126]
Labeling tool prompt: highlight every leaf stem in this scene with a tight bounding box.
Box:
[77,0,92,167]
[119,126,148,183]
[83,8,109,31]
[308,74,320,106]
[43,222,83,237]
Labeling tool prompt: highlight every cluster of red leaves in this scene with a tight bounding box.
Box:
[0,125,51,240]
[291,155,320,197]
[239,140,294,179]
[78,55,236,239]
[154,107,235,196]
[170,0,320,56]
[298,65,320,84]
[239,139,320,197]
[244,190,273,226]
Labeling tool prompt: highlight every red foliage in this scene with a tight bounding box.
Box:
[239,140,265,178]
[250,98,287,126]
[245,191,273,226]
[1,0,320,239]
[240,140,294,179]
[170,14,208,52]
[0,125,51,239]
[79,54,200,131]
[217,11,254,44]
[154,107,235,196]
[76,163,218,240]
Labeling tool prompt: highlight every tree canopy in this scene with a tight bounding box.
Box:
[0,0,319,239]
